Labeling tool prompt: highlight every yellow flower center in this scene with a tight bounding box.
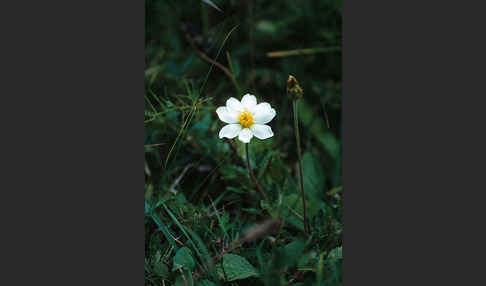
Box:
[238,110,253,128]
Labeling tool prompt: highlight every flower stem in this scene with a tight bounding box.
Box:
[293,99,309,235]
[245,143,270,204]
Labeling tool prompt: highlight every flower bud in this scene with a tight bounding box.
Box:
[287,75,303,99]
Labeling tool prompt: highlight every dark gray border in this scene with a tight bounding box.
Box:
[3,0,486,284]
[1,1,143,284]
[344,1,486,284]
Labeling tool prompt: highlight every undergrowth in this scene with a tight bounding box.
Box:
[145,0,342,285]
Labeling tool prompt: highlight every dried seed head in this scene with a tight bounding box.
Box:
[287,75,303,99]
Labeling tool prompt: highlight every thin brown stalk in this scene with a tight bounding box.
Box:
[294,99,309,235]
[225,138,238,154]
[144,142,166,148]
[245,143,269,204]
[287,75,309,235]
[184,33,234,81]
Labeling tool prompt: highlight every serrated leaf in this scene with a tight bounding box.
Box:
[217,254,258,281]
[172,247,195,271]
[219,164,247,180]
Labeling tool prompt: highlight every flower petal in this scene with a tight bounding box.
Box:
[238,128,253,143]
[226,97,244,112]
[241,94,257,110]
[250,124,274,140]
[216,106,239,123]
[252,102,276,124]
[219,124,242,139]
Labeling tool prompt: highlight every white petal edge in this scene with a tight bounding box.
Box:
[216,106,239,124]
[241,94,257,110]
[252,102,276,124]
[250,102,271,114]
[219,124,242,139]
[226,97,244,112]
[238,128,253,143]
[250,124,274,140]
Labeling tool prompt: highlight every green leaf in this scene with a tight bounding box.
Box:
[298,99,339,160]
[283,240,306,268]
[197,279,216,286]
[328,246,342,260]
[172,247,195,271]
[226,186,246,194]
[147,204,178,250]
[217,254,259,281]
[323,247,342,286]
[185,229,219,282]
[302,152,325,200]
[174,270,194,286]
[145,200,151,215]
[280,193,321,231]
[297,251,318,268]
[153,260,169,278]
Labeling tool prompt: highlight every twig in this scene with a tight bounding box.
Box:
[267,47,341,58]
[184,33,234,81]
[167,233,184,246]
[144,143,166,148]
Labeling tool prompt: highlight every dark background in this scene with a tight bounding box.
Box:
[1,0,486,285]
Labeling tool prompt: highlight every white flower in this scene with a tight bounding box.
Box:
[216,94,276,143]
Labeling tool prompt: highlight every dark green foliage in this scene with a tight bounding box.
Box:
[145,0,341,285]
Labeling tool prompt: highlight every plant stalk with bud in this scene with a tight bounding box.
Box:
[287,75,309,235]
